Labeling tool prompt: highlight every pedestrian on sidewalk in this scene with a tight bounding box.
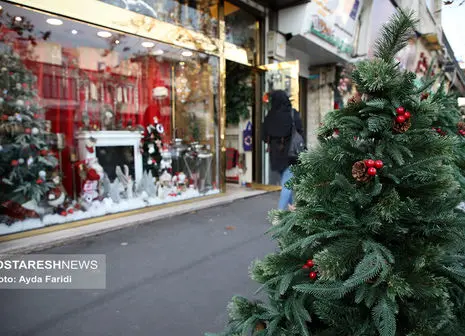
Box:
[262,90,304,211]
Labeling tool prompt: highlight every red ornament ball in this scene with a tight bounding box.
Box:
[36,179,43,184]
[436,128,442,133]
[396,106,405,115]
[60,211,67,217]
[2,114,8,121]
[309,272,318,280]
[367,167,377,176]
[11,160,19,166]
[302,264,310,269]
[396,115,406,124]
[364,159,375,168]
[306,259,315,267]
[68,209,74,214]
[25,128,31,134]
[404,111,411,119]
[40,149,48,156]
[374,160,384,169]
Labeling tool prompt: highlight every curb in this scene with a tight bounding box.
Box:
[0,190,269,255]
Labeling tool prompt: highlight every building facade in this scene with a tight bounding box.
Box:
[0,0,256,236]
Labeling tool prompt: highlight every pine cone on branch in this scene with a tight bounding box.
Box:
[352,161,371,182]
[457,121,465,131]
[348,92,362,104]
[393,119,411,133]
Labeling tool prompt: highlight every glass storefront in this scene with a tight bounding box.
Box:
[98,0,219,37]
[0,1,220,235]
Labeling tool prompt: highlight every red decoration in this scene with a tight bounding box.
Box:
[309,272,318,280]
[2,114,8,121]
[36,179,43,184]
[396,115,406,124]
[306,259,315,267]
[86,146,95,154]
[40,149,48,156]
[22,83,28,89]
[34,113,40,119]
[262,93,269,103]
[367,167,377,176]
[68,208,74,214]
[374,160,384,169]
[396,107,405,115]
[302,265,310,269]
[421,92,429,101]
[404,111,411,119]
[25,128,31,134]
[86,168,101,181]
[60,211,67,216]
[11,160,18,166]
[364,159,375,168]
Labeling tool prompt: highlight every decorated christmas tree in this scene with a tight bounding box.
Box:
[426,79,465,191]
[415,63,465,192]
[141,116,164,178]
[0,49,58,220]
[208,10,465,336]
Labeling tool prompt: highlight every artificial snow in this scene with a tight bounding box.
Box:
[0,189,220,236]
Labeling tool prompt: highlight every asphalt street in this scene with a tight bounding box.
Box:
[0,192,279,336]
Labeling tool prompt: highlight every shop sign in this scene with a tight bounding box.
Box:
[305,0,363,56]
[242,122,253,152]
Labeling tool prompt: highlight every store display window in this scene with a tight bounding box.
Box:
[0,1,220,235]
[97,0,219,38]
[224,1,258,64]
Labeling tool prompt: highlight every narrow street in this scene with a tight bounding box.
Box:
[0,193,278,336]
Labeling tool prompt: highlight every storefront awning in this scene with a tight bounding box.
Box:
[286,34,351,67]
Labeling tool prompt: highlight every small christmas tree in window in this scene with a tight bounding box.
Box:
[141,117,164,178]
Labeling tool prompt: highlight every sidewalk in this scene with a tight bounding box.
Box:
[0,184,268,255]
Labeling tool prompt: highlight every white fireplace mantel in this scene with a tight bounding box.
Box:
[76,130,143,183]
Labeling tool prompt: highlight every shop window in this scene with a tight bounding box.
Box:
[224,1,258,63]
[0,1,220,235]
[97,0,219,38]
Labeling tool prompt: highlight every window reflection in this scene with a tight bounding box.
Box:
[224,1,258,63]
[97,0,219,37]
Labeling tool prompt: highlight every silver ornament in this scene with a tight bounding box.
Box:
[32,127,39,135]
[18,158,25,164]
[38,170,46,178]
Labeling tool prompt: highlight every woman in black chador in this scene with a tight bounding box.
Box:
[262,90,304,210]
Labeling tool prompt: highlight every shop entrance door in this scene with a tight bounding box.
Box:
[256,60,300,185]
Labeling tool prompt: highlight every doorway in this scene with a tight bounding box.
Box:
[225,60,254,185]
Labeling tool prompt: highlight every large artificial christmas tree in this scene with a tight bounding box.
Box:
[0,49,58,220]
[209,10,465,336]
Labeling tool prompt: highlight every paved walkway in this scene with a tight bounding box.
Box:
[0,184,267,254]
[0,193,279,336]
